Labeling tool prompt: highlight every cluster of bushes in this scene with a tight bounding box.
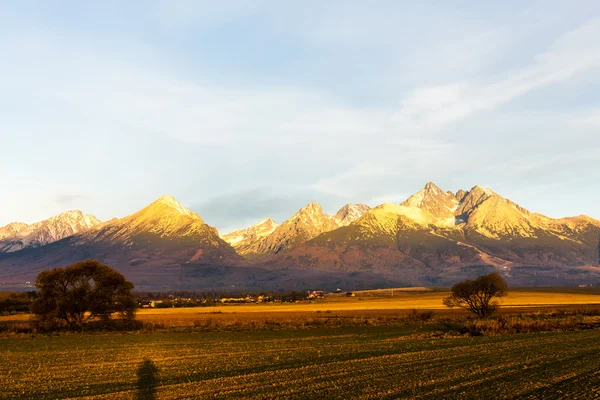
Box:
[137,310,441,333]
[447,308,600,336]
[0,292,37,314]
[152,299,216,308]
[4,307,600,337]
[406,309,435,323]
[0,318,145,335]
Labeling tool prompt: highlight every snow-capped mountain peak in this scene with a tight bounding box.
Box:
[222,218,279,247]
[0,210,102,253]
[0,222,29,240]
[400,182,458,223]
[335,203,371,226]
[152,195,196,217]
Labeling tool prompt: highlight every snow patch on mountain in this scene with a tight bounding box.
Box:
[222,218,279,247]
[0,210,102,253]
[0,222,29,240]
[335,203,371,226]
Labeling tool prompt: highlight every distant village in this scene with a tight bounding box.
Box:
[137,289,355,309]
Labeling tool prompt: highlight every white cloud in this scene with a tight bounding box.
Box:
[0,34,389,150]
[391,18,600,133]
[1,5,600,227]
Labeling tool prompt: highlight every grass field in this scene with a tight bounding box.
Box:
[140,287,600,313]
[2,326,600,399]
[3,288,600,330]
[2,288,600,398]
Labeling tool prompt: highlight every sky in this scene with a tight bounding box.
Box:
[1,1,599,233]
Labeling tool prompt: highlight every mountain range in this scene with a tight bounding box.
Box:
[222,202,371,261]
[1,183,599,290]
[0,211,101,253]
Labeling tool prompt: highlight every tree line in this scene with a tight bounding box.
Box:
[11,260,508,331]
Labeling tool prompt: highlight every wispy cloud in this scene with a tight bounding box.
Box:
[1,3,599,227]
[391,18,600,133]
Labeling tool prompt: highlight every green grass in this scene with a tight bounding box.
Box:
[2,326,600,399]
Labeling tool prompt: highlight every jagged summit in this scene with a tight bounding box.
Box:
[222,217,279,245]
[295,201,323,214]
[155,194,179,204]
[51,210,101,225]
[0,222,29,240]
[221,217,279,253]
[148,195,198,217]
[282,202,338,232]
[0,210,102,253]
[105,196,206,241]
[455,189,468,203]
[400,182,458,224]
[423,181,444,193]
[224,202,369,258]
[404,182,456,204]
[255,217,278,227]
[245,202,340,257]
[335,203,371,226]
[456,186,495,217]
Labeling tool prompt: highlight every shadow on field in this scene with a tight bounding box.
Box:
[137,360,159,400]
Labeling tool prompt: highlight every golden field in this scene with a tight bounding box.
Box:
[145,287,600,312]
[3,288,600,329]
[3,288,600,398]
[132,288,600,330]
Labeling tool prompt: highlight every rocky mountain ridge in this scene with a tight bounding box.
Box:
[0,211,101,253]
[269,183,600,286]
[0,184,598,289]
[222,202,372,259]
[335,203,371,226]
[222,218,279,254]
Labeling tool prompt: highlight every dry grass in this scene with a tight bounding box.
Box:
[2,288,600,335]
[129,288,600,331]
[136,309,443,332]
[459,309,600,336]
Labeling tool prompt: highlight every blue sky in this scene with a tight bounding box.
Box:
[1,1,599,232]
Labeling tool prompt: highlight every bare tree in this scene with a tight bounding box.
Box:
[444,273,508,317]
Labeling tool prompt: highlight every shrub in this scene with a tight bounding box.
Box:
[406,309,435,323]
